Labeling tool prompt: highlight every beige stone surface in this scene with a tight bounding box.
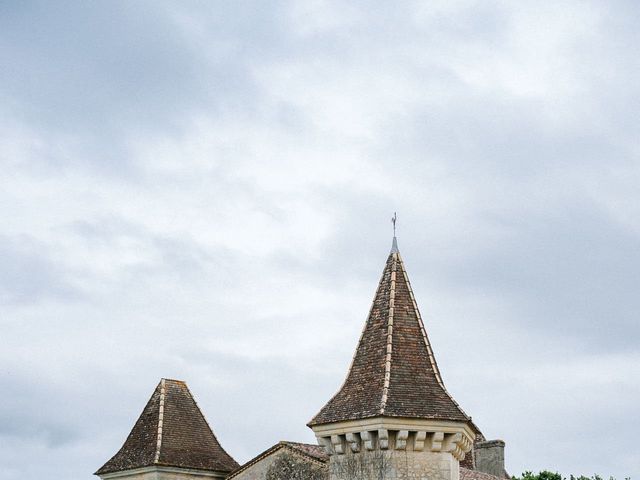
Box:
[474,440,506,478]
[98,466,226,480]
[227,451,280,480]
[313,418,472,480]
[329,450,459,480]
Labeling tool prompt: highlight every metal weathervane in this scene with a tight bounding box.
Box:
[391,212,397,237]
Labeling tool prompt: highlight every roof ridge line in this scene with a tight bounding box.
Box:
[306,257,389,426]
[379,252,398,413]
[182,382,238,464]
[396,253,445,388]
[229,442,327,479]
[154,379,166,464]
[228,444,281,478]
[397,253,471,419]
[283,444,329,465]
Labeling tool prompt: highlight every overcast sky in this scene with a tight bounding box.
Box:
[1,1,639,479]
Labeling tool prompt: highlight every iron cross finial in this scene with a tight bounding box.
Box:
[391,212,397,236]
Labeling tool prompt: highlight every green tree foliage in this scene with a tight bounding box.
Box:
[514,471,563,480]
[512,471,630,480]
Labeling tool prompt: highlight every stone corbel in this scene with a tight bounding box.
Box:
[378,429,389,450]
[460,435,472,455]
[460,434,472,460]
[331,435,345,454]
[431,431,444,452]
[443,433,462,451]
[443,433,467,461]
[395,430,409,450]
[318,436,333,456]
[361,431,375,450]
[346,433,360,452]
[414,431,427,451]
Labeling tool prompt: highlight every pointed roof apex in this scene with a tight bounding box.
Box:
[391,236,399,253]
[309,246,470,426]
[390,212,399,254]
[96,379,238,476]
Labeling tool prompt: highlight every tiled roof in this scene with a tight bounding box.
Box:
[309,240,470,426]
[284,442,329,462]
[96,379,239,475]
[228,441,328,479]
[460,467,506,480]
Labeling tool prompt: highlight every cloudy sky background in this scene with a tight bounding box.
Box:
[2,1,640,478]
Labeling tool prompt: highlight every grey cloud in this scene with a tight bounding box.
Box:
[400,192,640,351]
[3,2,201,124]
[66,218,218,277]
[1,0,265,176]
[2,1,640,479]
[0,374,80,446]
[0,235,81,304]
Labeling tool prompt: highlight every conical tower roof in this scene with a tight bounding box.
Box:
[96,379,239,475]
[309,239,470,426]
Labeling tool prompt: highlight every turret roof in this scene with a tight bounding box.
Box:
[95,379,239,475]
[309,238,471,426]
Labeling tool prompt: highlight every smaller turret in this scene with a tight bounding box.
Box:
[95,379,238,480]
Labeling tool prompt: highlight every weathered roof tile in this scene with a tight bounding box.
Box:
[96,379,238,475]
[309,240,470,426]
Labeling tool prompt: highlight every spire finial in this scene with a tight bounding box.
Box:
[391,212,399,253]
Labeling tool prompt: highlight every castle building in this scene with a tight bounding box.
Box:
[96,237,507,480]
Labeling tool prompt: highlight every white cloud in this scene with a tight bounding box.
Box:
[1,1,639,479]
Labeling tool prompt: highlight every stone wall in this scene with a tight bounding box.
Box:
[329,450,459,480]
[474,440,505,478]
[152,472,224,480]
[229,452,279,480]
[230,449,326,480]
[98,466,227,480]
[315,422,473,480]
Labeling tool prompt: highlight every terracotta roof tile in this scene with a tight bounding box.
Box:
[96,379,238,475]
[309,243,470,426]
[283,442,329,462]
[460,467,507,480]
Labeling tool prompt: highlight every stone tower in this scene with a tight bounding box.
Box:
[95,379,238,480]
[308,238,477,480]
